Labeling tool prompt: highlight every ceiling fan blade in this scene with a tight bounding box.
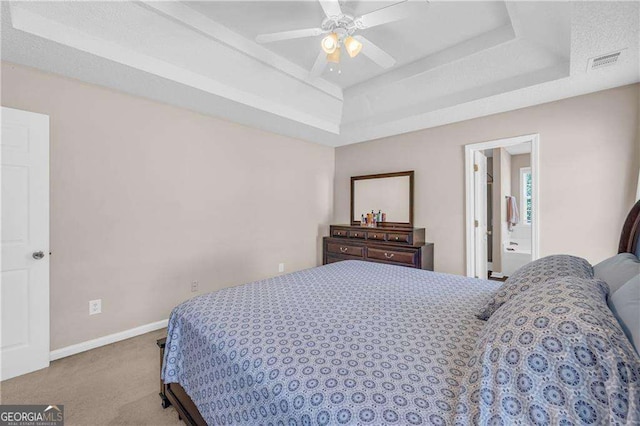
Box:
[310,51,328,78]
[356,0,428,29]
[256,28,323,43]
[354,36,396,68]
[319,0,342,18]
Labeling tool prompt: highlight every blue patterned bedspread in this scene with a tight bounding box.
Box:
[162,260,500,425]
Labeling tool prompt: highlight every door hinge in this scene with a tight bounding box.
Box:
[473,164,478,172]
[474,220,479,228]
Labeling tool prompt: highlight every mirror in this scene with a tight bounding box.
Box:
[351,171,414,227]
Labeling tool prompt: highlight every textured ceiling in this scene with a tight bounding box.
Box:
[1,1,638,146]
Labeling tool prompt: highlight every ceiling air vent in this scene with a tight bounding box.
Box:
[587,50,624,71]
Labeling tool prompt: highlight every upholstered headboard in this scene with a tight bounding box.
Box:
[619,199,640,257]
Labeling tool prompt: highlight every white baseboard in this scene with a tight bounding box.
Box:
[50,319,168,361]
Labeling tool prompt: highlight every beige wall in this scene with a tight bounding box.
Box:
[1,62,335,350]
[3,61,638,349]
[335,84,640,275]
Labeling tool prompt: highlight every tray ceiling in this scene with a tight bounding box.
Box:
[2,1,638,146]
[188,1,512,88]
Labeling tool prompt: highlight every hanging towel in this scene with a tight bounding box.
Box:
[507,195,519,231]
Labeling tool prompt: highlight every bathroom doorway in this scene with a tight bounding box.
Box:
[465,135,539,279]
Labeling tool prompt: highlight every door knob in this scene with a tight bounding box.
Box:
[32,251,45,260]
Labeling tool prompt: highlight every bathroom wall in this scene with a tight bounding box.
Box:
[500,149,512,272]
[491,148,512,273]
[487,156,494,263]
[511,154,531,201]
[491,150,501,272]
[510,154,532,245]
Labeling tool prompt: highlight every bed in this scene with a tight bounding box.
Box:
[158,200,640,425]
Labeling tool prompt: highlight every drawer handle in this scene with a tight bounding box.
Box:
[373,234,377,238]
[340,247,348,253]
[395,236,399,241]
[384,252,394,259]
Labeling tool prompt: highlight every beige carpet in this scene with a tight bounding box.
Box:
[0,329,183,426]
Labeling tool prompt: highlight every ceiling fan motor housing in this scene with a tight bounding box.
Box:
[255,0,416,75]
[321,14,357,41]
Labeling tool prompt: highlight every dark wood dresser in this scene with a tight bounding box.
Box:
[323,225,434,270]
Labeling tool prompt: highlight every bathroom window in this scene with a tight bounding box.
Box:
[520,167,532,225]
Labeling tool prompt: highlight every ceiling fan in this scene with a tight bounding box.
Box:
[255,0,428,77]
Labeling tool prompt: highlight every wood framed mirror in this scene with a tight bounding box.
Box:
[351,171,414,228]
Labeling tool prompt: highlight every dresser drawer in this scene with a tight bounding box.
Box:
[387,233,410,243]
[325,256,345,264]
[327,242,364,258]
[348,230,366,239]
[323,230,432,270]
[367,248,416,265]
[367,231,385,241]
[332,229,348,238]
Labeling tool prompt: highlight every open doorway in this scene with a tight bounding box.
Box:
[465,134,539,279]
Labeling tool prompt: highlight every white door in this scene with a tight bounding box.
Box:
[1,107,50,381]
[473,151,488,279]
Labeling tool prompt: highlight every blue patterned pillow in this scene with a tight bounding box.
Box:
[457,276,640,425]
[477,255,593,320]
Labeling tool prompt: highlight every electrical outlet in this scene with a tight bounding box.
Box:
[191,281,199,292]
[278,263,285,273]
[89,299,101,315]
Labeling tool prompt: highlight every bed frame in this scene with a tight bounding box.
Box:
[157,199,640,426]
[619,198,640,255]
[157,338,207,426]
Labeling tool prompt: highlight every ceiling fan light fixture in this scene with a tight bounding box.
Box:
[344,36,362,58]
[321,33,338,54]
[327,47,341,63]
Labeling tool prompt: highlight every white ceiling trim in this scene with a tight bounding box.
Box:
[140,1,343,101]
[346,23,516,98]
[344,62,569,127]
[504,1,524,39]
[9,3,340,134]
[340,68,638,144]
